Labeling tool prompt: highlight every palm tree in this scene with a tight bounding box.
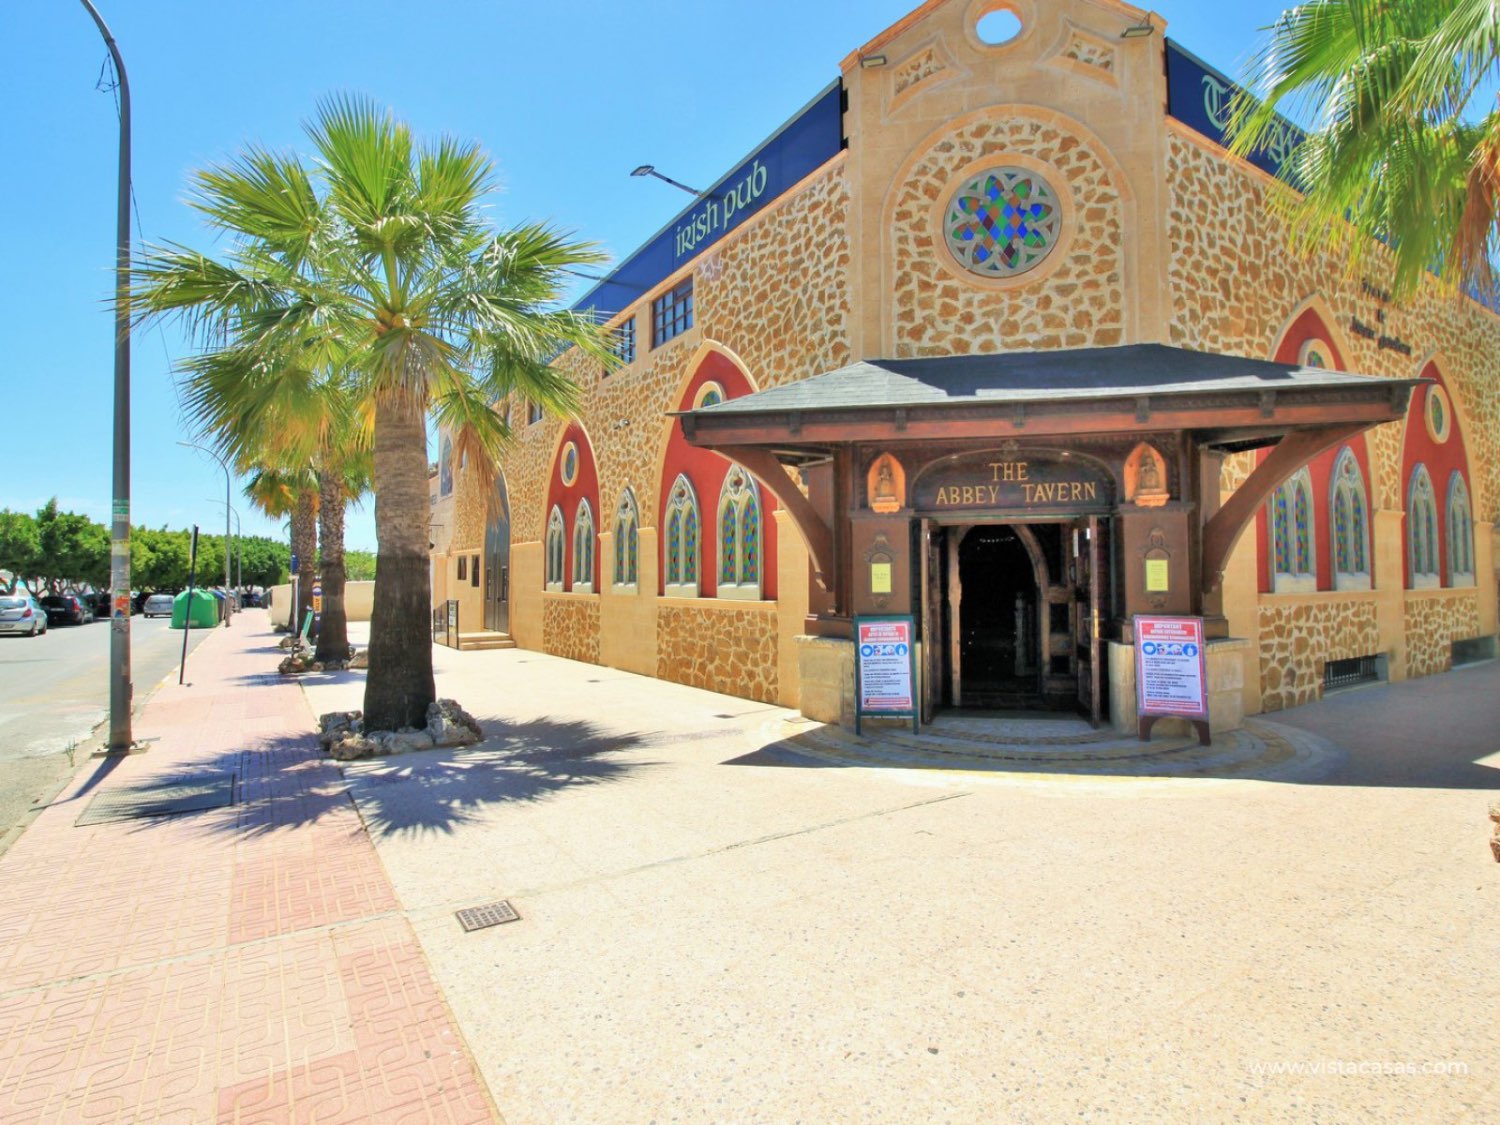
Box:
[244,465,317,629]
[133,95,616,730]
[1228,0,1500,299]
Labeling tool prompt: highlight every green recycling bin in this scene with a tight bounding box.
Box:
[172,589,220,629]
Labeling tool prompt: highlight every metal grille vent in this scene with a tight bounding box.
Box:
[1323,656,1380,693]
[456,899,520,932]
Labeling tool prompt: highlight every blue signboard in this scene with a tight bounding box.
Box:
[572,81,844,323]
[1165,40,1306,185]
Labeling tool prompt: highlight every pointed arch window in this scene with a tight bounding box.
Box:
[545,506,565,592]
[1330,447,1371,591]
[572,500,596,594]
[1447,472,1475,587]
[663,475,700,598]
[1408,465,1440,589]
[613,489,640,591]
[1270,468,1316,593]
[717,465,762,600]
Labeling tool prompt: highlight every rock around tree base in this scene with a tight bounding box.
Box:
[318,699,484,761]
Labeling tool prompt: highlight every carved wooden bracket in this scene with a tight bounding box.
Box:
[719,445,835,592]
[1200,424,1368,594]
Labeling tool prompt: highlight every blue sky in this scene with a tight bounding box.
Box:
[2,0,1296,552]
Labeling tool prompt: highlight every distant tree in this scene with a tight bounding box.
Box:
[33,500,109,592]
[344,549,377,582]
[0,510,40,592]
[238,535,290,588]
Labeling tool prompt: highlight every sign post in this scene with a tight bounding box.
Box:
[1134,614,1210,746]
[854,615,919,736]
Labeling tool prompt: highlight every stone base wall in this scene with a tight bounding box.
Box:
[543,595,600,666]
[1403,592,1483,679]
[1257,595,1381,713]
[656,602,778,703]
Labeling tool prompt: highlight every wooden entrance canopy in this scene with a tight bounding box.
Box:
[678,345,1418,611]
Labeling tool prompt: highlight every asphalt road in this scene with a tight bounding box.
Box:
[0,611,219,853]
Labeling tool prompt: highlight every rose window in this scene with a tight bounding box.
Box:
[944,167,1061,278]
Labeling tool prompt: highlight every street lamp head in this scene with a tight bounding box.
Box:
[631,165,654,177]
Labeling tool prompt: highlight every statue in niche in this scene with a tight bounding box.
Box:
[1127,443,1169,508]
[867,453,906,514]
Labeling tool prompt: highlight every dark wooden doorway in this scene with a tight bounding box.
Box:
[483,479,510,634]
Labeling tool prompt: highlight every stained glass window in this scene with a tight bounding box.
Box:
[613,489,639,588]
[664,475,700,596]
[1330,447,1370,588]
[561,443,579,487]
[944,167,1062,278]
[1426,386,1452,443]
[1447,472,1474,585]
[545,506,565,591]
[1408,466,1439,587]
[572,500,595,592]
[1270,469,1315,591]
[716,465,762,599]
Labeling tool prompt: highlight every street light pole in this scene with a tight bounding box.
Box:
[78,0,133,752]
[179,441,233,626]
[207,498,242,597]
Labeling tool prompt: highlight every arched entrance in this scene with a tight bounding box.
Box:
[955,525,1046,708]
[483,477,510,633]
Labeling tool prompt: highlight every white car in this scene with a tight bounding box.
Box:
[0,594,48,637]
[142,593,175,618]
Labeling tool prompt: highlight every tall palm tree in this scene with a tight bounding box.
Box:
[1228,0,1500,299]
[244,465,317,629]
[133,95,616,730]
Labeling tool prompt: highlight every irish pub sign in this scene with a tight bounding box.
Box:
[911,451,1112,514]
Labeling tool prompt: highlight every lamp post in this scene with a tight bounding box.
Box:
[78,0,133,752]
[629,165,703,197]
[179,441,233,626]
[206,498,242,594]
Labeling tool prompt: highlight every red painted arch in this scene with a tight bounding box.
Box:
[546,422,601,591]
[658,350,779,599]
[1400,361,1472,587]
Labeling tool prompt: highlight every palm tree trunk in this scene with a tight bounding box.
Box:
[292,490,317,635]
[364,395,435,730]
[314,465,349,664]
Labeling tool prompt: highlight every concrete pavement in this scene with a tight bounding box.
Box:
[0,611,1496,1121]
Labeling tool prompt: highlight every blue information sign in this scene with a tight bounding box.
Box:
[1165,40,1306,184]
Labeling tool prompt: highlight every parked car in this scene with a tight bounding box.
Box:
[0,593,48,637]
[39,594,91,626]
[142,593,175,619]
[86,591,114,620]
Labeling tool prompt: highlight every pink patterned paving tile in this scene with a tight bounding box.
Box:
[216,1048,372,1125]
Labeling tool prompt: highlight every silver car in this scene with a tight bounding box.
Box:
[142,593,175,618]
[0,593,48,637]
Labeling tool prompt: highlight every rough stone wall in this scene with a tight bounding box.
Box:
[501,162,851,547]
[542,596,601,666]
[889,112,1125,356]
[1256,597,1381,713]
[656,604,779,704]
[1403,593,1482,679]
[450,462,491,554]
[1167,126,1500,518]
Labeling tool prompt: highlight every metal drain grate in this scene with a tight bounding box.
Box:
[75,772,236,826]
[455,899,520,932]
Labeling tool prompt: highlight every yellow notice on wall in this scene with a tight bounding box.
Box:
[870,562,893,595]
[1145,558,1169,593]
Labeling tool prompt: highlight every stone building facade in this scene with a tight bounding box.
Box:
[439,0,1499,726]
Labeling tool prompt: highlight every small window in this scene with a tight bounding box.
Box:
[652,276,694,348]
[1447,472,1475,587]
[545,506,565,591]
[1270,468,1316,593]
[663,474,701,597]
[1408,465,1440,588]
[528,400,544,426]
[470,555,480,587]
[1330,447,1371,591]
[439,436,454,496]
[572,500,596,594]
[613,488,640,590]
[457,556,467,581]
[610,317,636,367]
[716,465,763,600]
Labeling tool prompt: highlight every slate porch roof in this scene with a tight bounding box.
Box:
[684,345,1408,417]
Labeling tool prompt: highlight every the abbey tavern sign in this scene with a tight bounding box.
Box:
[912,451,1113,514]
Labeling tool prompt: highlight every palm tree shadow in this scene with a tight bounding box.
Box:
[133,716,656,843]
